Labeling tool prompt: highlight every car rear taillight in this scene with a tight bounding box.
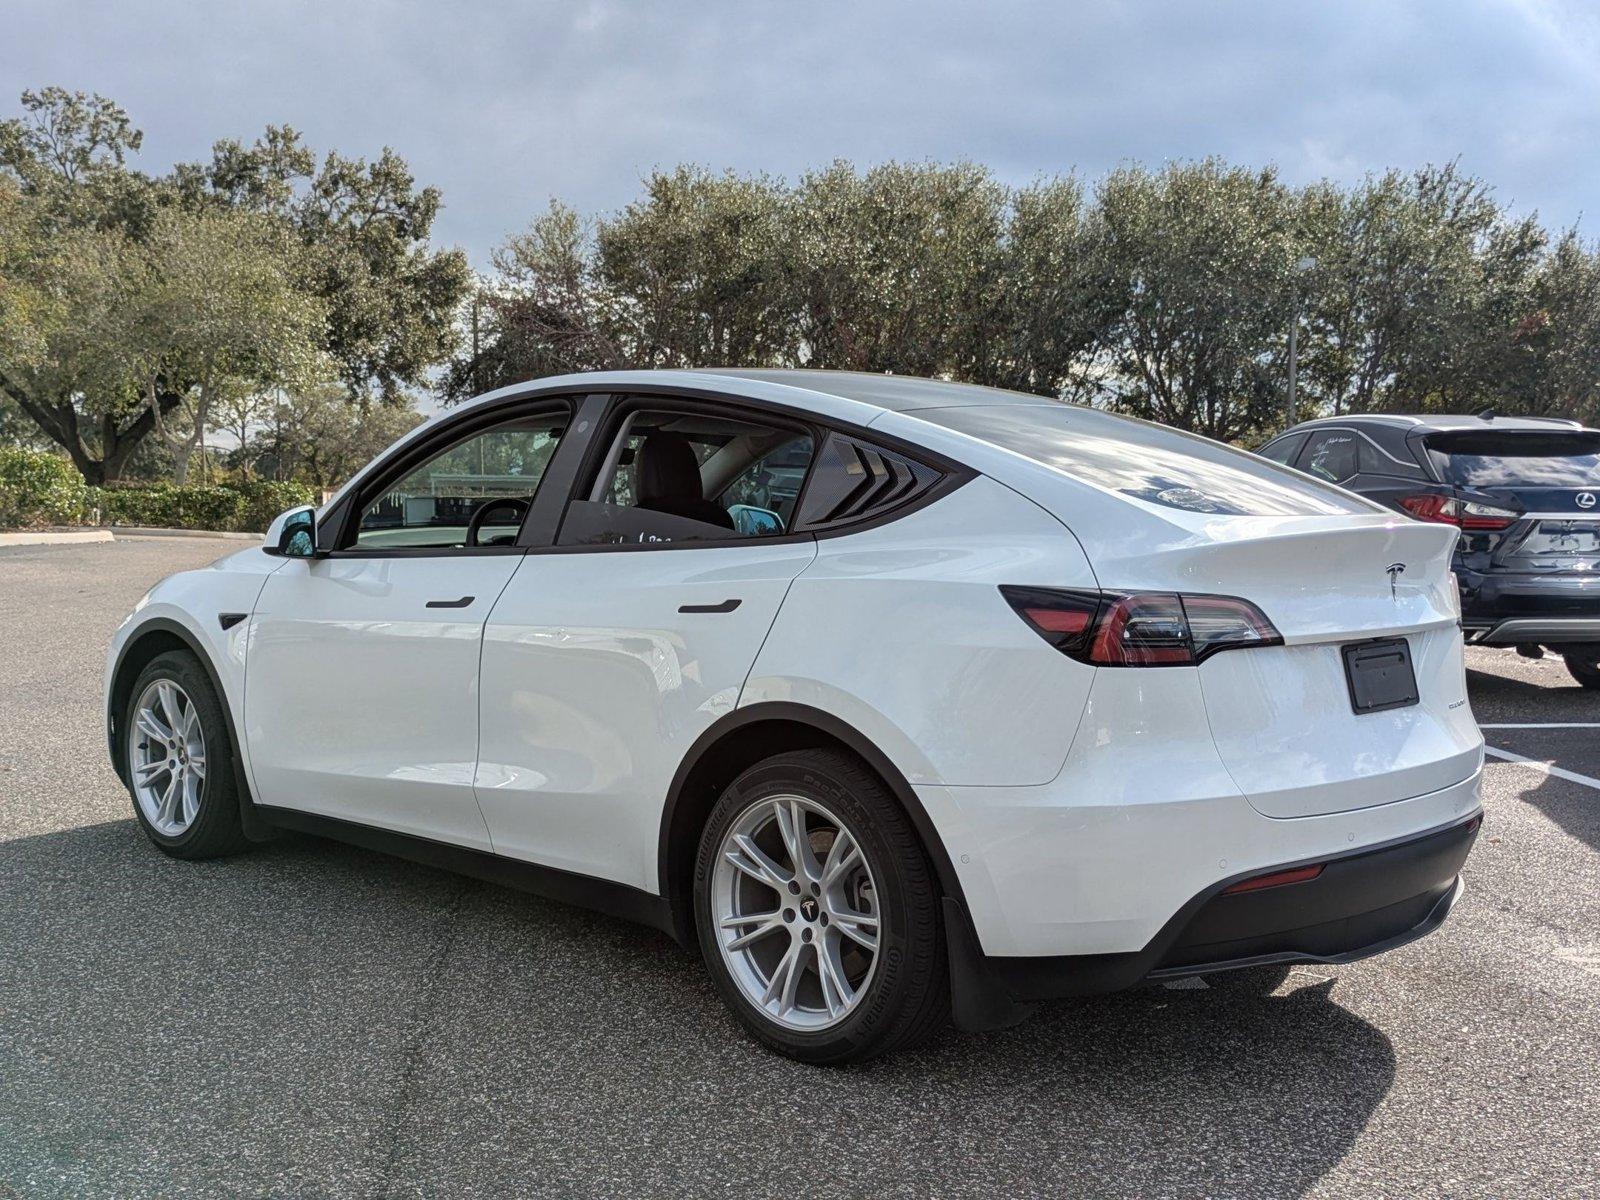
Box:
[1001,587,1283,667]
[1399,493,1518,531]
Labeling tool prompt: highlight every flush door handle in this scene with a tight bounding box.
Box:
[679,598,742,614]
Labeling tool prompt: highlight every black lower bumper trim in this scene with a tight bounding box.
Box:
[946,812,1481,1028]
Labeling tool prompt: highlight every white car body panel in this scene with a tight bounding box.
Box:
[741,475,1099,788]
[476,540,817,886]
[104,545,281,790]
[244,555,523,849]
[105,369,1485,977]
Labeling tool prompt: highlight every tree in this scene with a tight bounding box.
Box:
[985,176,1119,396]
[441,202,622,404]
[1295,164,1541,416]
[1488,232,1600,424]
[787,161,1008,376]
[133,209,327,483]
[596,166,795,367]
[1087,160,1296,441]
[172,131,472,403]
[0,87,467,479]
[255,386,424,488]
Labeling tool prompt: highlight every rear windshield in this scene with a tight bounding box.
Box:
[921,404,1375,517]
[1426,432,1600,488]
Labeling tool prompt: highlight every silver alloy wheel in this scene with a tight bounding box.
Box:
[712,793,881,1031]
[129,678,207,837]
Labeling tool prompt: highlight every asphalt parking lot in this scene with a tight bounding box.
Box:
[2,536,1598,1199]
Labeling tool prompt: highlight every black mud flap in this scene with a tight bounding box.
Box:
[943,896,1037,1032]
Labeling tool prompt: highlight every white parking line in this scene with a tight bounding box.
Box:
[1479,723,1600,730]
[1481,745,1600,792]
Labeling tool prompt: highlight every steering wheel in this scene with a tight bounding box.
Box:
[465,497,530,547]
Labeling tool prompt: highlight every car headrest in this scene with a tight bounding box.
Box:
[636,433,705,504]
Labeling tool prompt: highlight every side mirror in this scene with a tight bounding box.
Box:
[729,504,784,537]
[263,505,320,558]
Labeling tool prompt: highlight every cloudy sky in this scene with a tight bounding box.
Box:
[7,0,1598,267]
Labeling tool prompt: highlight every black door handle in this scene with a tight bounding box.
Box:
[679,598,742,614]
[426,595,476,609]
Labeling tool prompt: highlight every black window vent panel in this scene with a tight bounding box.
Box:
[796,434,943,530]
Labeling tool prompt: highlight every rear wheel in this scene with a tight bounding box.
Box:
[693,749,948,1064]
[123,650,250,859]
[1563,652,1600,689]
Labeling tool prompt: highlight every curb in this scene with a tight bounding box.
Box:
[0,528,116,547]
[105,526,261,541]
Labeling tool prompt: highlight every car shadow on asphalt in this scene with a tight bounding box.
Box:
[1,818,1394,1198]
[1466,666,1600,723]
[1479,749,1600,857]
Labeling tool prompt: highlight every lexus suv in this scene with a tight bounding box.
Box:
[1260,414,1600,687]
[107,371,1483,1064]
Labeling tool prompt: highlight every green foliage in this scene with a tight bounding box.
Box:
[93,479,316,532]
[244,386,425,489]
[0,445,93,527]
[0,441,318,530]
[458,159,1600,441]
[0,87,467,483]
[1088,160,1298,441]
[8,83,1600,466]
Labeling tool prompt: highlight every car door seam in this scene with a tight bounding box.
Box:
[733,536,820,711]
[470,550,534,856]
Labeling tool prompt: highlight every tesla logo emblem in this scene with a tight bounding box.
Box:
[1386,562,1406,598]
[1578,493,1596,509]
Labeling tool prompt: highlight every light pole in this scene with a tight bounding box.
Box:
[1287,255,1315,426]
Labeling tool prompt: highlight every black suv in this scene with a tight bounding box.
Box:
[1260,414,1600,688]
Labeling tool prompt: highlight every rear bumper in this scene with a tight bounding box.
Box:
[947,812,1481,1029]
[1469,616,1600,646]
[1148,813,1476,977]
[1459,568,1600,645]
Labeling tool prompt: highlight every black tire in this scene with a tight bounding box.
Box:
[693,748,949,1065]
[1563,652,1600,689]
[122,650,251,860]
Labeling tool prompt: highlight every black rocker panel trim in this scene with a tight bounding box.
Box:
[256,806,676,935]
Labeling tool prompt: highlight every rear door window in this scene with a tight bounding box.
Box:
[559,407,815,547]
[1300,431,1361,484]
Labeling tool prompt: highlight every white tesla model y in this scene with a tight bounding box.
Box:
[106,370,1483,1063]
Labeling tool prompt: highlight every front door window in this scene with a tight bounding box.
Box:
[355,412,566,549]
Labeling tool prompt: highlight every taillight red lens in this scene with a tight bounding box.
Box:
[1001,587,1282,667]
[1399,493,1517,531]
[1090,593,1192,665]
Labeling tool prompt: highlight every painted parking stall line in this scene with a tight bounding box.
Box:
[1479,723,1600,730]
[1479,721,1600,792]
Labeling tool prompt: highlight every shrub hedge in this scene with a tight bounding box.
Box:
[0,446,95,528]
[0,447,316,532]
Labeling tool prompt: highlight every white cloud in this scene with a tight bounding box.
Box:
[5,0,1597,263]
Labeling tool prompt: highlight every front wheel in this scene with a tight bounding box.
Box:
[123,650,250,859]
[693,749,949,1064]
[1563,652,1600,689]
